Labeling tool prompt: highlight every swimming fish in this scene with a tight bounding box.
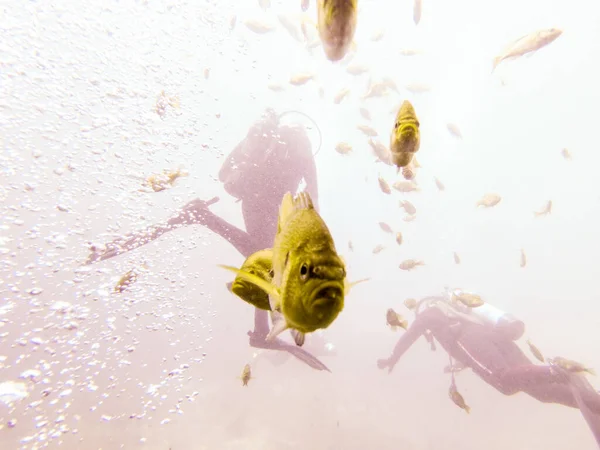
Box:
[143,168,188,192]
[404,298,417,310]
[395,232,403,246]
[548,357,595,376]
[335,142,353,155]
[372,244,385,254]
[333,88,350,104]
[452,291,484,308]
[114,269,138,293]
[230,249,274,311]
[290,72,316,86]
[449,384,470,413]
[446,123,462,139]
[393,180,419,193]
[434,177,445,191]
[346,63,369,76]
[399,200,416,215]
[244,18,277,34]
[390,100,421,173]
[520,248,527,268]
[378,176,392,194]
[379,222,393,234]
[220,192,367,345]
[534,200,552,217]
[476,193,502,208]
[526,339,545,363]
[399,259,424,271]
[386,308,408,331]
[492,28,562,72]
[453,252,461,264]
[369,139,393,165]
[240,363,252,386]
[561,148,572,160]
[357,124,378,137]
[413,0,422,25]
[317,0,358,62]
[359,107,371,121]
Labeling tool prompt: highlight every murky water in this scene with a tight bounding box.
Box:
[2,0,600,448]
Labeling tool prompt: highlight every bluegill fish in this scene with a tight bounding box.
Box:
[220,192,367,345]
[492,28,562,72]
[230,249,274,311]
[390,100,421,173]
[317,0,358,62]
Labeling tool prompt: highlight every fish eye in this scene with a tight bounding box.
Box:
[300,263,309,279]
[394,121,400,129]
[415,120,420,127]
[268,269,274,278]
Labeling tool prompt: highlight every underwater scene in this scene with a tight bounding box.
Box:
[1,0,600,448]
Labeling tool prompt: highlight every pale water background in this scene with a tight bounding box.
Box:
[2,0,600,448]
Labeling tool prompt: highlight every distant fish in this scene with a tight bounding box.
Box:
[359,107,371,121]
[399,259,424,271]
[289,72,315,86]
[476,193,501,208]
[492,28,562,72]
[561,148,572,160]
[371,29,385,42]
[434,177,445,191]
[520,248,527,268]
[399,200,416,215]
[268,83,285,92]
[447,123,462,139]
[335,142,352,155]
[357,124,378,137]
[534,200,552,217]
[278,14,304,42]
[395,232,403,246]
[244,18,276,34]
[346,63,369,76]
[372,244,385,254]
[379,222,393,234]
[333,88,350,104]
[405,82,431,94]
[453,252,461,264]
[413,0,422,25]
[378,175,392,194]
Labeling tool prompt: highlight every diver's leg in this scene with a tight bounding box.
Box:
[377,307,448,373]
[201,213,256,257]
[569,372,600,446]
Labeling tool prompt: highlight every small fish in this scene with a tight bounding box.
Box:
[403,215,416,222]
[230,249,274,311]
[549,357,595,376]
[399,48,422,56]
[413,0,422,25]
[520,248,527,268]
[240,363,252,386]
[317,0,358,62]
[447,123,462,139]
[359,107,371,121]
[404,298,417,310]
[368,139,392,165]
[372,244,385,254]
[290,73,315,86]
[346,63,369,76]
[357,124,378,137]
[399,259,424,271]
[348,240,354,251]
[362,81,391,100]
[449,385,470,413]
[229,15,237,31]
[258,0,271,11]
[371,29,385,42]
[268,83,285,92]
[405,82,431,94]
[452,291,484,308]
[335,142,353,155]
[526,340,545,363]
[476,193,501,208]
[143,168,188,192]
[318,86,325,98]
[395,232,403,246]
[399,200,416,215]
[379,222,393,234]
[434,177,445,191]
[492,28,562,72]
[244,18,277,34]
[204,68,210,79]
[393,181,419,193]
[390,100,420,172]
[453,252,461,264]
[561,148,572,160]
[386,308,408,331]
[534,200,552,217]
[114,269,138,293]
[378,176,392,194]
[278,14,304,42]
[333,88,350,104]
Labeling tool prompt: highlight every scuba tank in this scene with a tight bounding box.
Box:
[443,287,525,341]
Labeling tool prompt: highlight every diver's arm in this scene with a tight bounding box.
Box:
[377,310,431,373]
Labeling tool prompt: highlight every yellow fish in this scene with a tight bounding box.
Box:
[220,192,367,346]
[390,100,421,173]
[317,0,358,62]
[230,249,274,311]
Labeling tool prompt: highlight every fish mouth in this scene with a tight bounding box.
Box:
[309,281,344,325]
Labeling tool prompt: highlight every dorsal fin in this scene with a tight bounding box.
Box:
[277,192,295,235]
[293,191,314,211]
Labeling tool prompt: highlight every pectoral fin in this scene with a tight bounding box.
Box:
[218,265,281,301]
[266,315,290,342]
[344,277,370,295]
[290,329,306,347]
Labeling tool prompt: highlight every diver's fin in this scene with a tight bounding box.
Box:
[290,329,305,347]
[218,265,281,300]
[266,317,290,342]
[344,277,370,294]
[277,192,295,234]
